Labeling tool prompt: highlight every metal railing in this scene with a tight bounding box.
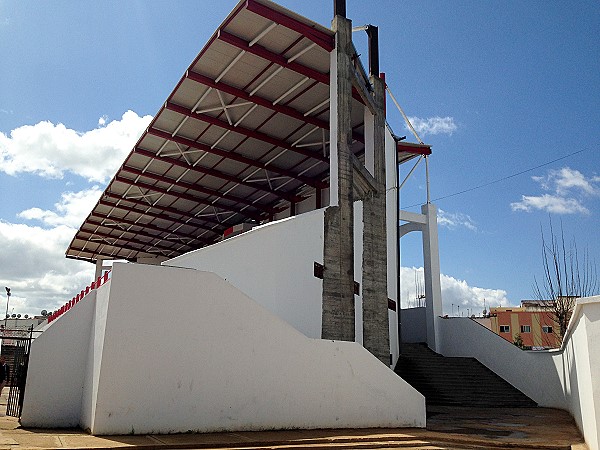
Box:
[47,270,111,324]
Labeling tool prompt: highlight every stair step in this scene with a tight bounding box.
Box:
[395,344,537,408]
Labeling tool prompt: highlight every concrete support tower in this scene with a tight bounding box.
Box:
[361,26,390,364]
[322,3,355,342]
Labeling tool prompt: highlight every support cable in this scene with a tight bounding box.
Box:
[386,85,423,144]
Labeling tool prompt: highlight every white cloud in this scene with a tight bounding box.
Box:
[406,116,457,136]
[0,220,95,317]
[18,186,103,228]
[401,267,510,315]
[0,111,152,183]
[437,209,477,231]
[511,194,589,215]
[0,185,104,316]
[511,166,598,215]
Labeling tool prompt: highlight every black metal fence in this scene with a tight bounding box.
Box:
[2,326,34,418]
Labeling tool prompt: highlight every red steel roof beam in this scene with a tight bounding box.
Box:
[185,71,363,144]
[102,191,227,229]
[218,30,329,84]
[83,220,196,253]
[217,30,367,106]
[147,127,326,189]
[245,0,334,52]
[87,214,206,246]
[114,174,264,222]
[135,147,301,203]
[121,166,275,215]
[74,231,173,259]
[97,198,222,237]
[165,101,327,163]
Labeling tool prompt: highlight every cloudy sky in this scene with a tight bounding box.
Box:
[1,0,599,317]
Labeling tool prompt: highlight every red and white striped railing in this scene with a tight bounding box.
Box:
[47,270,111,324]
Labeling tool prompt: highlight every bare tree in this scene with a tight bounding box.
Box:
[533,219,598,342]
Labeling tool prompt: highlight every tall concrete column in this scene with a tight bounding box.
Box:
[422,202,443,352]
[362,75,390,364]
[322,14,355,342]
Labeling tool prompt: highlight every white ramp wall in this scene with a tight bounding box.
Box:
[21,290,97,427]
[165,209,325,340]
[87,262,424,434]
[438,317,566,408]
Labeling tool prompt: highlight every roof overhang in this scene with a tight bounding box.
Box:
[66,0,430,264]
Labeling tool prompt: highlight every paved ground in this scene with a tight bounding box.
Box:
[0,393,587,449]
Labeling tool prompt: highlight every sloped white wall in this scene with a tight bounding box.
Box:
[21,291,97,427]
[89,262,424,434]
[165,208,325,340]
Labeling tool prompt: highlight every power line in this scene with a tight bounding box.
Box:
[403,148,588,209]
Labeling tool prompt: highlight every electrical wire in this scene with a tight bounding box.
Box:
[403,148,588,209]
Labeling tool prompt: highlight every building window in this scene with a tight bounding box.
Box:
[542,326,553,334]
[500,325,510,333]
[521,325,531,333]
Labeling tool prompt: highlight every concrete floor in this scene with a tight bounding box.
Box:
[0,392,587,449]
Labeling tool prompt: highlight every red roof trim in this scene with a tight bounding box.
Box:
[396,142,432,156]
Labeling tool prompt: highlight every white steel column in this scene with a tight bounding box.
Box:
[421,203,443,352]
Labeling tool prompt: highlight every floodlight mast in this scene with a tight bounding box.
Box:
[4,287,10,330]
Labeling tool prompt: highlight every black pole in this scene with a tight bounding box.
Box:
[334,0,346,18]
[366,25,379,76]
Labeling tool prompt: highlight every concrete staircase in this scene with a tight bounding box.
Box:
[395,343,537,408]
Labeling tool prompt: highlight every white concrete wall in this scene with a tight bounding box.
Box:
[165,209,325,339]
[438,296,600,450]
[354,200,364,345]
[21,291,97,427]
[386,129,400,366]
[80,281,112,432]
[400,307,427,344]
[88,262,425,434]
[558,296,600,450]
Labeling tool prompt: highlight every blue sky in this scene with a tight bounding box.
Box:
[1,0,599,317]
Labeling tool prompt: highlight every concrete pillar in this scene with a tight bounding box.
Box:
[361,75,390,364]
[422,203,443,352]
[322,14,355,342]
[94,258,106,281]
